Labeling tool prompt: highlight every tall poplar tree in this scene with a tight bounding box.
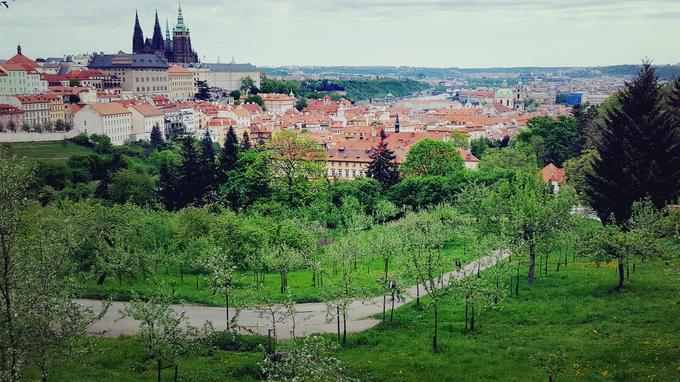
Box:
[587,63,679,224]
[366,129,400,188]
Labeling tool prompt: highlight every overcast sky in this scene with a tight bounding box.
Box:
[1,0,679,68]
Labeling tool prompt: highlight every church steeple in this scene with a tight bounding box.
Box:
[165,18,171,41]
[152,10,164,53]
[133,11,145,54]
[394,114,401,133]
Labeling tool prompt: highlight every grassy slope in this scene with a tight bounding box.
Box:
[2,141,94,162]
[81,241,468,306]
[338,259,680,382]
[36,259,680,382]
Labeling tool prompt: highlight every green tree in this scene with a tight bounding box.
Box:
[246,95,264,107]
[295,97,308,112]
[194,80,210,101]
[199,130,217,195]
[268,131,326,207]
[150,124,164,148]
[218,126,239,185]
[176,137,203,208]
[366,129,400,188]
[228,89,241,101]
[518,116,578,166]
[121,287,213,382]
[401,139,464,177]
[470,137,491,159]
[107,168,156,206]
[241,76,256,95]
[221,150,271,210]
[240,130,252,150]
[587,63,680,224]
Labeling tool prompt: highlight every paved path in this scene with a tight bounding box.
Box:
[79,252,508,340]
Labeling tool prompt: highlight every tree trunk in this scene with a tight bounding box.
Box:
[336,307,341,343]
[617,258,625,290]
[342,312,347,345]
[510,275,513,296]
[516,268,520,296]
[195,272,199,289]
[390,291,396,322]
[225,291,230,330]
[382,294,386,322]
[157,358,162,382]
[433,303,439,353]
[416,284,420,307]
[465,299,469,331]
[528,241,536,285]
[384,259,389,282]
[544,254,549,276]
[174,364,178,382]
[470,304,475,331]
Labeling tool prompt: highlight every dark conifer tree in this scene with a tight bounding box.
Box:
[176,137,203,208]
[654,78,680,206]
[217,126,239,185]
[199,130,217,193]
[241,130,252,150]
[586,63,675,224]
[366,129,400,188]
[158,160,178,210]
[150,124,164,148]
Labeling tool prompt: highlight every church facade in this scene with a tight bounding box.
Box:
[132,4,199,64]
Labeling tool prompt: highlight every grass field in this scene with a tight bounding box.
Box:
[2,141,94,161]
[36,258,680,381]
[81,241,470,306]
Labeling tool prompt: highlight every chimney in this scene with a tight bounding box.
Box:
[394,114,400,134]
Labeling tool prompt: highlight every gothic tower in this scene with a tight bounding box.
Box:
[171,3,198,63]
[132,11,145,54]
[152,10,165,54]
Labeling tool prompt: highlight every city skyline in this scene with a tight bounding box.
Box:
[1,0,680,67]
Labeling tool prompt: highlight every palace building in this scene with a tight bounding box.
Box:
[132,4,199,64]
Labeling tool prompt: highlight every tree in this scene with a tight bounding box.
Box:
[572,103,599,153]
[240,130,252,150]
[107,168,156,206]
[366,129,400,188]
[228,89,241,101]
[158,159,179,211]
[267,131,326,207]
[220,150,271,210]
[563,149,598,200]
[587,63,680,224]
[295,97,308,112]
[194,80,210,101]
[246,95,264,107]
[150,123,164,147]
[199,130,217,195]
[176,137,203,208]
[259,335,357,382]
[470,137,491,159]
[498,172,575,285]
[518,116,578,167]
[203,246,238,330]
[240,76,256,95]
[121,287,213,382]
[401,139,464,177]
[218,126,239,185]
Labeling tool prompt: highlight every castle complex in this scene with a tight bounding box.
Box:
[132,4,199,64]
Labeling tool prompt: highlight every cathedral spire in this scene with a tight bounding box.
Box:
[175,1,188,32]
[165,17,171,41]
[152,9,164,52]
[133,10,145,54]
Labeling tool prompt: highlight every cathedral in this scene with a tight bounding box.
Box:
[132,4,199,64]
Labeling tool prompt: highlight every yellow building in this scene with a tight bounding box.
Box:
[168,64,195,101]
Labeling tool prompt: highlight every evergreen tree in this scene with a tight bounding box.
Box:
[366,129,400,188]
[655,78,680,206]
[158,160,178,210]
[176,137,203,208]
[195,80,210,101]
[240,131,252,150]
[217,126,239,185]
[150,124,164,148]
[586,63,677,224]
[199,130,217,194]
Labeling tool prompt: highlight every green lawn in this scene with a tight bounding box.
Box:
[2,141,93,161]
[45,258,680,381]
[81,241,469,306]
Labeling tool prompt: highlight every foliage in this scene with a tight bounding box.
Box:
[366,129,400,188]
[107,168,156,206]
[401,139,464,177]
[518,115,578,166]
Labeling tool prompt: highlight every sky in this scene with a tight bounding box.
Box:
[1,0,680,68]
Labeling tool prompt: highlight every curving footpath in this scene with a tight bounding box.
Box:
[78,252,509,340]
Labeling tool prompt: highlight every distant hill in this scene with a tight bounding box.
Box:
[262,64,680,80]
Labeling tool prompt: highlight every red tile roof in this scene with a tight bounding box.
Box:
[542,163,566,184]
